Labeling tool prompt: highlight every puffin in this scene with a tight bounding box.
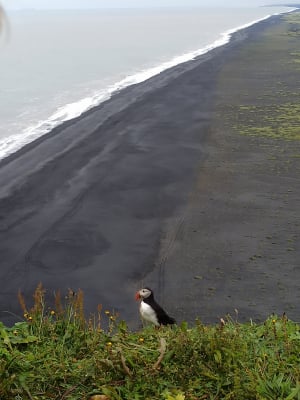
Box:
[135,287,176,326]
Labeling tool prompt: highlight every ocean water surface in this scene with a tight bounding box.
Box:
[0,6,292,160]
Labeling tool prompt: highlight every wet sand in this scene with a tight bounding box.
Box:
[0,14,299,328]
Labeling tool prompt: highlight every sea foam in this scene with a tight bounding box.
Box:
[0,8,295,161]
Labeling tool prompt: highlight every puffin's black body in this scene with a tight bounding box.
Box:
[135,287,176,326]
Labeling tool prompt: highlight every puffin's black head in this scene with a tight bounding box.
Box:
[135,287,153,301]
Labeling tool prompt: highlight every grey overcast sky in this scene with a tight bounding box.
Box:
[2,0,287,10]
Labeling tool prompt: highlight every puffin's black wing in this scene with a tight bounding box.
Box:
[149,299,176,325]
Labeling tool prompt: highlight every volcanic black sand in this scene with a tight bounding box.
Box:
[1,13,300,328]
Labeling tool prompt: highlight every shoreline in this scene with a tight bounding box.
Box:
[0,10,291,164]
[1,12,300,328]
[0,13,282,175]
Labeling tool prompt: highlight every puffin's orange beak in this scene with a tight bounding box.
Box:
[135,291,141,301]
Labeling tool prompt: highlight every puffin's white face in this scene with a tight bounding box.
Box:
[135,287,152,300]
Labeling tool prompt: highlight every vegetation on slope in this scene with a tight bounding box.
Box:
[218,12,300,142]
[0,285,299,400]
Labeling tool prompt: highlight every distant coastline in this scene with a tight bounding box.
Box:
[0,7,294,162]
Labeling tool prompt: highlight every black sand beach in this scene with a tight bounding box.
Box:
[1,13,299,328]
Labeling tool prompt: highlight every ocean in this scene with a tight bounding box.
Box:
[0,6,292,160]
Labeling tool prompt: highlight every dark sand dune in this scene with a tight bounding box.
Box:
[1,14,299,328]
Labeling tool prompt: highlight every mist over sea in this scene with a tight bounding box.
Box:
[0,6,292,160]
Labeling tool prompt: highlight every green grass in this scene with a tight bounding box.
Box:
[284,12,300,37]
[216,12,300,143]
[0,286,300,399]
[234,103,300,141]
